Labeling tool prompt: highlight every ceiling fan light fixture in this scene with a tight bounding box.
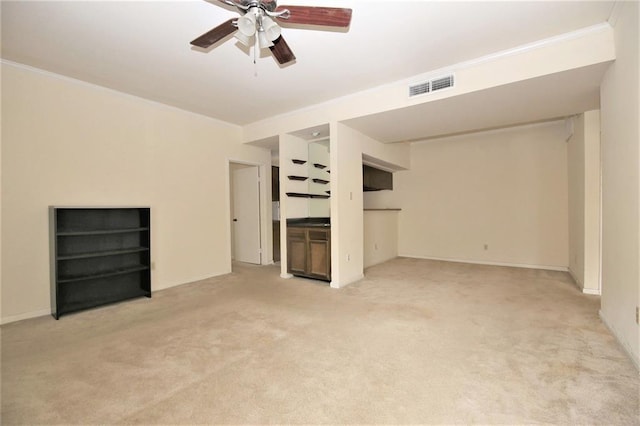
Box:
[257,30,274,48]
[261,16,281,42]
[237,10,257,36]
[190,1,353,66]
[234,31,252,47]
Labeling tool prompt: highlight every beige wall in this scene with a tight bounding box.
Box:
[0,59,3,321]
[308,141,331,217]
[568,115,586,284]
[1,62,271,323]
[277,133,308,278]
[328,123,410,287]
[363,211,399,268]
[395,121,569,269]
[567,110,601,294]
[278,134,309,220]
[599,1,639,367]
[582,110,602,293]
[330,123,365,287]
[363,189,399,210]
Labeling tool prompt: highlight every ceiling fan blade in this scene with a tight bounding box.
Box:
[190,18,237,49]
[269,36,296,65]
[275,6,352,28]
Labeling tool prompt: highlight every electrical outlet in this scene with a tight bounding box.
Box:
[484,244,488,251]
[636,307,639,325]
[347,254,351,261]
[374,243,378,250]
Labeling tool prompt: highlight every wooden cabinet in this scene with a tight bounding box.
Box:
[363,164,393,191]
[287,226,331,281]
[50,207,151,319]
[287,228,308,275]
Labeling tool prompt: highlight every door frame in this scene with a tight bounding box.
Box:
[226,159,270,268]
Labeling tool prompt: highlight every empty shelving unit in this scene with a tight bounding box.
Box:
[49,207,151,319]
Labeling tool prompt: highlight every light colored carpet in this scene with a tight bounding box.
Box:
[1,258,638,424]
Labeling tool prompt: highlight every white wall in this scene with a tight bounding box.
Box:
[308,141,331,217]
[567,110,601,294]
[363,210,399,268]
[1,62,271,323]
[582,111,602,294]
[277,133,308,278]
[326,123,409,287]
[363,190,399,210]
[278,134,310,220]
[0,58,3,322]
[568,115,586,284]
[330,123,365,287]
[395,121,569,269]
[599,1,639,368]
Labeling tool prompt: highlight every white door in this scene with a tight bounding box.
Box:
[232,165,261,264]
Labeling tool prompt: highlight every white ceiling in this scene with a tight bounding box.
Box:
[1,1,615,139]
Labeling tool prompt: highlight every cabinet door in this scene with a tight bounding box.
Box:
[362,165,372,189]
[287,229,307,275]
[307,230,331,280]
[372,167,393,190]
[363,164,393,191]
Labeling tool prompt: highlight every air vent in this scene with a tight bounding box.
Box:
[409,82,430,97]
[408,74,455,97]
[431,75,454,91]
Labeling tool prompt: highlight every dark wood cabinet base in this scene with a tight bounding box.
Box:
[287,225,331,282]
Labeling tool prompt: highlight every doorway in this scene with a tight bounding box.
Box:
[230,162,262,265]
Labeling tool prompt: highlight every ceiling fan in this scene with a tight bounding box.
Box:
[191,0,352,65]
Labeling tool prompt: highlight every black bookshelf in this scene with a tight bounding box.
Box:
[50,207,151,319]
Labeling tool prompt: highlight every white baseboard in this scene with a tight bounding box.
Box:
[568,268,601,295]
[154,272,231,292]
[1,308,51,325]
[399,254,569,272]
[599,310,639,371]
[330,273,365,289]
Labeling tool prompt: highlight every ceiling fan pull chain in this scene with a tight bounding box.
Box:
[253,32,259,77]
[254,32,258,65]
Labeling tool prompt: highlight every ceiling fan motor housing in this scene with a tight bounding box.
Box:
[236,0,278,13]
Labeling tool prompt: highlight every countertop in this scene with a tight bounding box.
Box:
[364,208,401,211]
[287,217,331,227]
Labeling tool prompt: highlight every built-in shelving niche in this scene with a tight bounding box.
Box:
[287,153,331,200]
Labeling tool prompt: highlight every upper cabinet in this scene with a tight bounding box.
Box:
[363,164,393,191]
